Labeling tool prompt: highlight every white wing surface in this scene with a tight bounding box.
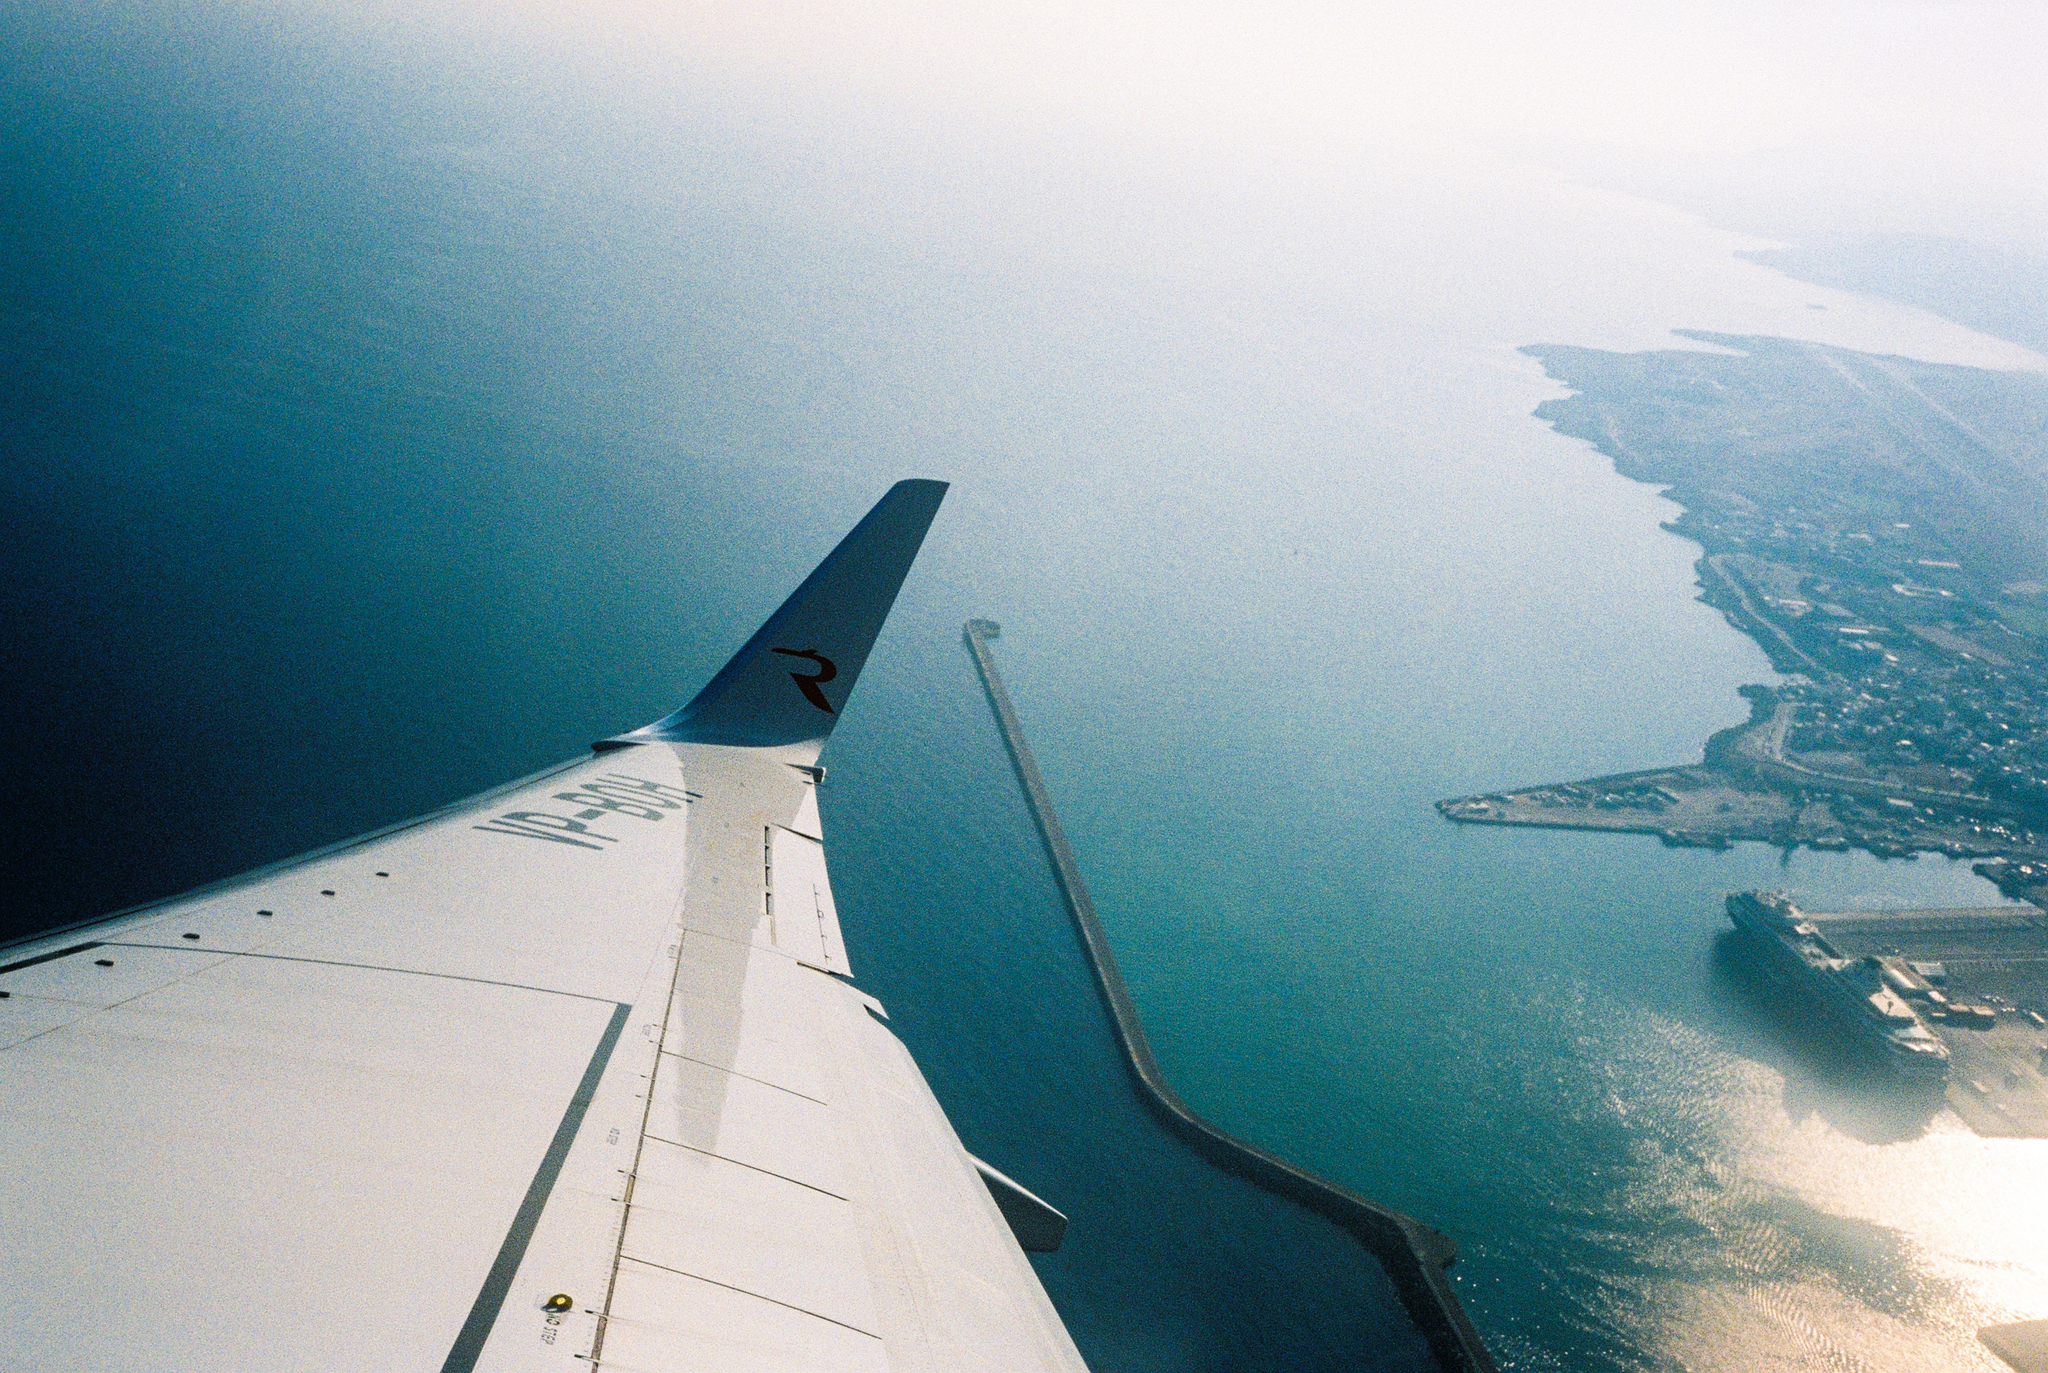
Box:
[0,480,1089,1373]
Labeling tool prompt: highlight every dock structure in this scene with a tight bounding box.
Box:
[1800,905,2048,1136]
[963,619,1495,1373]
[1725,892,2048,1135]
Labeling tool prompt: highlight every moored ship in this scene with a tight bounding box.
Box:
[1727,891,1951,1082]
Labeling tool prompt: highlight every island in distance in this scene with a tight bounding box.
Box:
[1437,332,2048,1132]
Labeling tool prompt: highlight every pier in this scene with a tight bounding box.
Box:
[1799,904,2048,1136]
[964,619,1495,1373]
[1726,892,2048,1135]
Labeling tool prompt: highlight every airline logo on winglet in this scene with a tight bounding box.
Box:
[771,648,838,714]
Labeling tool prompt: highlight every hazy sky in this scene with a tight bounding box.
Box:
[361,0,2048,249]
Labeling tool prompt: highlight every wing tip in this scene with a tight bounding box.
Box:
[620,479,949,748]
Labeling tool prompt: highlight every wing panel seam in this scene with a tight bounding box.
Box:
[587,902,693,1369]
[657,1049,828,1105]
[99,944,623,1004]
[440,1000,632,1373]
[0,942,104,976]
[615,1256,884,1341]
[638,1134,849,1201]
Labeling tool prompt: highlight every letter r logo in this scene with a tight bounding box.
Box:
[771,648,838,713]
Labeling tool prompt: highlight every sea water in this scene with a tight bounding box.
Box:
[6,7,2048,1369]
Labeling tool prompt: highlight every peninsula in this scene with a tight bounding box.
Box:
[1439,334,2048,907]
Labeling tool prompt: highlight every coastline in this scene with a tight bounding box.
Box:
[1438,335,2048,905]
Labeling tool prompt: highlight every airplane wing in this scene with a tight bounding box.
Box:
[0,479,1089,1373]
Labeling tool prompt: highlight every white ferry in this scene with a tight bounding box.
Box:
[1727,891,1951,1083]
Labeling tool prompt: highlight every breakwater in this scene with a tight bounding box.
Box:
[963,619,1495,1373]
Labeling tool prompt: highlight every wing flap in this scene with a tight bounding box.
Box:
[651,1054,851,1197]
[809,972,1088,1373]
[767,823,850,975]
[621,1143,880,1334]
[671,930,830,1103]
[599,1260,890,1373]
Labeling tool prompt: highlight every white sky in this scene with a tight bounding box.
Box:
[384,0,2048,247]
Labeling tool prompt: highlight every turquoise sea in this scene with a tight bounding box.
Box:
[8,7,2047,1369]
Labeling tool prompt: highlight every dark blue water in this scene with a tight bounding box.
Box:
[10,7,2045,1370]
[1,11,1440,1368]
[831,640,1436,1370]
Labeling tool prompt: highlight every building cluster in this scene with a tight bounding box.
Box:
[1775,642,2048,811]
[1685,506,2048,815]
[1789,656,2039,754]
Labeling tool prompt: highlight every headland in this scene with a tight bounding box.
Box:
[1440,334,2048,906]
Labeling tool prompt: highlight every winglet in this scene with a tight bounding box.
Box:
[619,480,947,749]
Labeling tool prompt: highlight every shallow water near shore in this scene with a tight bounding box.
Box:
[8,7,2048,1369]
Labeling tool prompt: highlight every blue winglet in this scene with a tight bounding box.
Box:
[619,480,947,749]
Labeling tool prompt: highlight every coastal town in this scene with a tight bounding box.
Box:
[1436,333,2048,1131]
[1441,334,2048,907]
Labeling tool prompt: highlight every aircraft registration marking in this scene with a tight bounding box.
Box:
[472,774,691,851]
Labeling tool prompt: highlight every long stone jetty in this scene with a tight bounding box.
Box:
[964,619,1495,1373]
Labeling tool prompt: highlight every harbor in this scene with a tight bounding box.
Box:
[1727,892,2048,1136]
